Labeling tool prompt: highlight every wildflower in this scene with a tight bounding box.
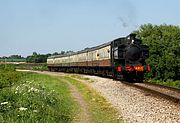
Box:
[16,86,19,90]
[33,110,37,112]
[1,102,8,105]
[28,87,39,93]
[30,87,34,91]
[19,107,27,111]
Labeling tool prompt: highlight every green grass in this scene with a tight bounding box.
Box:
[0,59,26,62]
[0,72,77,123]
[16,63,48,71]
[0,64,21,88]
[62,76,122,123]
[148,79,180,89]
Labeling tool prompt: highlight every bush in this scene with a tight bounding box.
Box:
[0,64,16,72]
[0,72,21,88]
[32,65,48,71]
[0,65,21,88]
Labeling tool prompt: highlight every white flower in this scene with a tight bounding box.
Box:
[1,102,8,105]
[28,87,39,93]
[33,110,38,112]
[16,86,19,90]
[30,87,34,91]
[19,107,27,111]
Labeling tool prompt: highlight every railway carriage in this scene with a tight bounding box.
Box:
[47,34,150,81]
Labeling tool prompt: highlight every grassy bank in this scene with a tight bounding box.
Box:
[0,67,77,122]
[0,59,26,62]
[148,79,180,89]
[62,76,121,123]
[16,63,48,71]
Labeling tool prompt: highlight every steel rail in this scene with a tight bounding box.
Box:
[121,81,180,103]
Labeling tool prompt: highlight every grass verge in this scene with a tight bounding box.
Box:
[62,76,122,123]
[148,79,180,89]
[0,72,77,123]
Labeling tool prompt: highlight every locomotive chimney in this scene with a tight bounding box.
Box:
[129,33,136,40]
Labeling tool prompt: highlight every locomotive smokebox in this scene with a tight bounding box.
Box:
[126,46,141,62]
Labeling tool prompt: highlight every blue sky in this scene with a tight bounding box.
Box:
[0,0,179,57]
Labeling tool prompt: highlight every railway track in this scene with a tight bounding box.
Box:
[121,81,180,103]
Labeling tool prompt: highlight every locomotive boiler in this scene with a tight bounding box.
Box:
[47,34,150,81]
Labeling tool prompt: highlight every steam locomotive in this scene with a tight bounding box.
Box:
[47,34,150,81]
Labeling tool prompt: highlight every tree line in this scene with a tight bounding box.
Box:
[26,51,74,63]
[134,24,180,81]
[0,55,25,59]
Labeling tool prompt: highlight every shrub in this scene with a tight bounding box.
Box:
[0,72,21,88]
[0,64,16,72]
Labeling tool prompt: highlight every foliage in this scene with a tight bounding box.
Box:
[8,55,24,59]
[26,52,50,63]
[134,24,180,81]
[0,55,25,63]
[148,79,180,89]
[0,55,24,59]
[32,64,48,71]
[0,73,76,123]
[0,58,26,62]
[26,51,74,63]
[0,72,21,88]
[0,65,21,88]
[0,64,16,72]
[16,63,48,71]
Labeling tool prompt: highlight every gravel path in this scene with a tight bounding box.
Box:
[73,74,180,123]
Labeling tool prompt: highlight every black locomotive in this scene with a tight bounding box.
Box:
[112,34,150,81]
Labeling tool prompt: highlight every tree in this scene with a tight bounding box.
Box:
[9,55,23,59]
[60,51,65,55]
[52,52,59,55]
[33,52,38,56]
[134,24,180,81]
[26,53,49,63]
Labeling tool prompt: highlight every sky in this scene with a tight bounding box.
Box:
[0,0,179,57]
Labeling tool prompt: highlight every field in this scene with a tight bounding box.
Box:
[0,58,26,62]
[16,63,48,71]
[0,66,77,122]
[0,65,121,123]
